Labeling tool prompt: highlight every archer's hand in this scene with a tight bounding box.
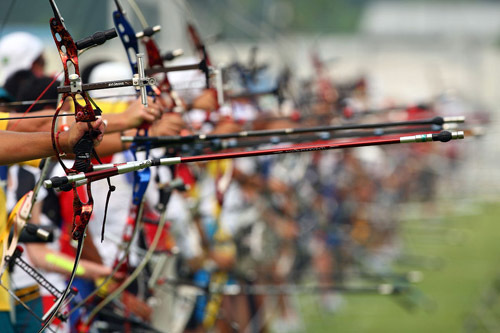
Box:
[150,112,186,136]
[192,89,218,111]
[122,291,153,322]
[210,119,241,135]
[63,118,106,152]
[122,96,164,129]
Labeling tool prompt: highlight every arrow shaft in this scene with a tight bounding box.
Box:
[145,62,202,76]
[147,126,441,151]
[122,116,464,144]
[44,131,464,190]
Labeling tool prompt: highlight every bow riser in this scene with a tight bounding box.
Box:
[143,38,173,93]
[49,19,96,124]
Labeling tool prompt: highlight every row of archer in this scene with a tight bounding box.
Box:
[0,0,479,332]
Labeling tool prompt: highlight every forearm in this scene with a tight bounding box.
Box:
[8,109,131,134]
[94,130,133,156]
[0,119,105,166]
[26,244,111,280]
[0,131,58,165]
[6,110,54,132]
[101,113,132,133]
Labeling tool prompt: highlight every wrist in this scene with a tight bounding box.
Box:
[56,130,71,155]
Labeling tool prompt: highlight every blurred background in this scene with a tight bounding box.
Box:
[2,0,500,332]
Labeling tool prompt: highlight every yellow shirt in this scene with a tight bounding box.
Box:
[0,112,10,310]
[0,187,9,311]
[0,112,8,131]
[97,100,129,114]
[73,99,129,115]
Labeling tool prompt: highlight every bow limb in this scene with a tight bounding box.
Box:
[84,177,178,325]
[184,21,223,114]
[186,23,214,93]
[38,233,85,332]
[0,158,56,328]
[113,0,153,102]
[76,174,184,328]
[187,23,212,68]
[0,158,52,279]
[76,197,146,326]
[140,30,183,109]
[60,203,146,321]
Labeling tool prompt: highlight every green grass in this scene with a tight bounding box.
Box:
[298,202,500,333]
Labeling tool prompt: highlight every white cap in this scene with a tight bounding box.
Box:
[88,62,136,102]
[0,32,44,85]
[167,56,206,103]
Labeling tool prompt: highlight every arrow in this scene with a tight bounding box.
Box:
[44,130,464,190]
[122,116,464,145]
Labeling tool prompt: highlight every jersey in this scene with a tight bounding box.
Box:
[0,111,11,311]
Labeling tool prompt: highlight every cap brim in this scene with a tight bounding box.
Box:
[0,87,14,102]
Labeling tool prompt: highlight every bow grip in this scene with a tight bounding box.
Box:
[138,123,151,131]
[76,28,118,50]
[73,130,99,173]
[72,211,92,240]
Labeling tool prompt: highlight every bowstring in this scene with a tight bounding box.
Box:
[0,0,16,37]
[127,0,148,29]
[5,45,93,129]
[9,72,62,131]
